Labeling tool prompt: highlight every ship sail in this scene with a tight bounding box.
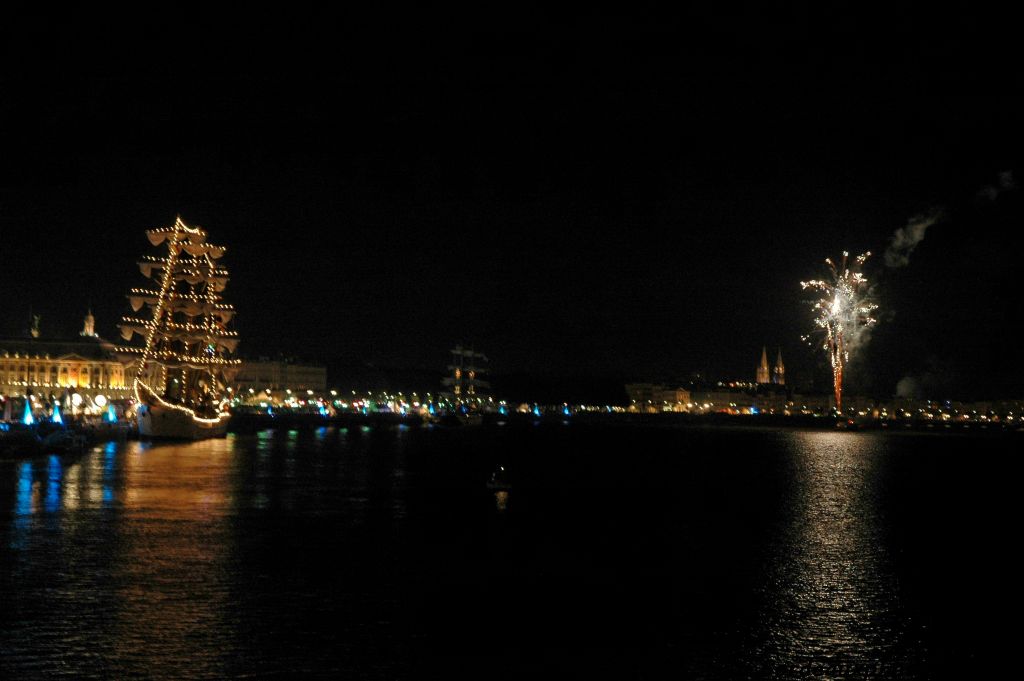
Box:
[118,216,240,438]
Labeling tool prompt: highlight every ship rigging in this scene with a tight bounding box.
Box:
[117,216,240,438]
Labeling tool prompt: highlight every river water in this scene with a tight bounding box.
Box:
[1,424,1020,678]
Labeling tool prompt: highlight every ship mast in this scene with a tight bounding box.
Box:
[117,216,240,418]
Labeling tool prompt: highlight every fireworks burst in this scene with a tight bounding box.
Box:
[800,251,878,411]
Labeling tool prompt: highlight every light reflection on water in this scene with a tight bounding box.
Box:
[3,425,1004,677]
[1,421,435,671]
[102,440,116,505]
[11,461,36,549]
[45,455,62,513]
[2,437,246,678]
[15,461,34,516]
[750,431,920,678]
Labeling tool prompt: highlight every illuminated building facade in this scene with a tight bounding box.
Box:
[625,383,692,412]
[233,358,327,392]
[0,312,130,398]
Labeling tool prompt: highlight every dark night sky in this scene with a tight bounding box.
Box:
[2,15,1023,399]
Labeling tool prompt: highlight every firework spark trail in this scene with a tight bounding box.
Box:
[800,251,878,411]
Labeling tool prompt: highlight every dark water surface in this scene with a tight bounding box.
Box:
[1,424,1020,679]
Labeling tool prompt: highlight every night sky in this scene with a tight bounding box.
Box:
[3,16,1022,400]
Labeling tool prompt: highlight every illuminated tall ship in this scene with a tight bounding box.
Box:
[117,217,240,439]
[441,345,490,403]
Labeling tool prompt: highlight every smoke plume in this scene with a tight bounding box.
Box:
[976,170,1015,202]
[883,208,944,268]
[895,376,921,399]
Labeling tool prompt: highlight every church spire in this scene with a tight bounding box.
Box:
[773,348,785,385]
[757,346,770,383]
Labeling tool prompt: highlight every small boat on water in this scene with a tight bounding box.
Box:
[487,465,511,491]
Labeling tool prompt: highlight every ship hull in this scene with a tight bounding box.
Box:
[137,402,229,440]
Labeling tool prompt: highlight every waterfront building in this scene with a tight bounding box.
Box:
[689,386,752,412]
[624,383,660,406]
[788,392,836,413]
[752,389,789,413]
[0,312,130,399]
[625,383,692,412]
[233,358,327,393]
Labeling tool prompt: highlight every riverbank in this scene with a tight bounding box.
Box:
[227,409,1024,436]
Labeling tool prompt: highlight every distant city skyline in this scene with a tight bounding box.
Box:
[3,21,1022,400]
